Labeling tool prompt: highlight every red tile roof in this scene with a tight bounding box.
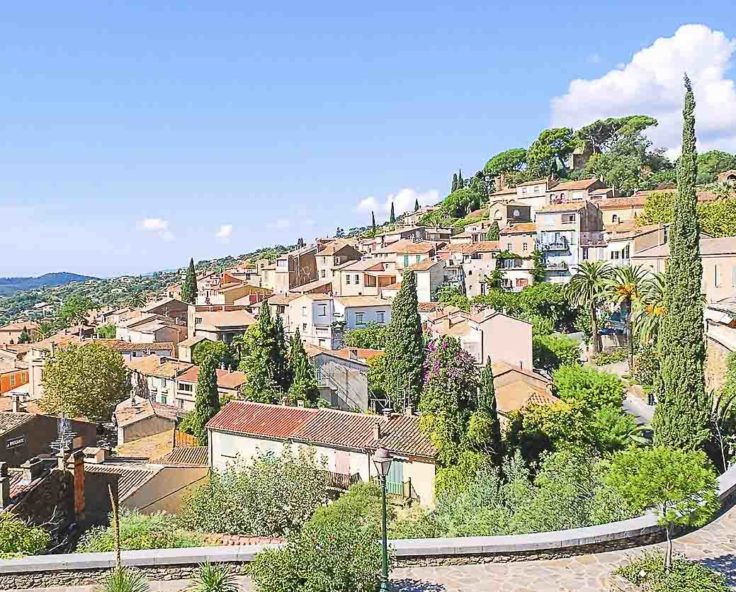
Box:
[177,366,247,390]
[207,401,317,439]
[500,223,536,235]
[207,401,436,460]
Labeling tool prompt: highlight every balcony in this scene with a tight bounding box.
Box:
[544,261,569,271]
[580,232,606,247]
[321,470,361,490]
[540,239,569,251]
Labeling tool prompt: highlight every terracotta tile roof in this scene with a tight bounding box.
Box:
[418,302,441,312]
[178,335,211,348]
[96,340,175,354]
[207,401,436,460]
[154,446,208,466]
[537,202,587,213]
[375,239,435,255]
[441,241,501,255]
[268,294,300,306]
[605,222,662,240]
[550,178,602,191]
[0,322,39,333]
[500,223,537,235]
[195,309,256,329]
[515,178,549,187]
[407,259,442,272]
[334,296,391,307]
[490,187,518,197]
[207,401,317,439]
[317,240,357,256]
[114,396,179,427]
[125,355,192,378]
[177,366,247,390]
[596,196,647,209]
[290,279,333,294]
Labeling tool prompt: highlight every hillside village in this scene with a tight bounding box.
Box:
[0,108,736,591]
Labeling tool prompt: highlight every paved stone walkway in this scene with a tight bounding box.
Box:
[11,504,736,592]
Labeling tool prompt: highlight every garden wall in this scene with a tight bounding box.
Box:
[1,464,735,589]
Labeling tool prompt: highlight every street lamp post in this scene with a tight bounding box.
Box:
[372,447,393,592]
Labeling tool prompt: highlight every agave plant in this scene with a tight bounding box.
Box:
[189,563,240,592]
[100,567,149,592]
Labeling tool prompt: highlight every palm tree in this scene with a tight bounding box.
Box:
[606,265,649,372]
[567,261,613,354]
[127,292,146,309]
[633,272,667,346]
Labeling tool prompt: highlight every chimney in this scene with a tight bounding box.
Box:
[0,463,9,508]
[382,408,392,418]
[21,457,44,482]
[405,404,414,417]
[66,450,85,518]
[372,422,381,441]
[297,400,305,408]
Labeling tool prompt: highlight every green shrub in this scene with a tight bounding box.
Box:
[533,334,580,371]
[553,365,624,410]
[0,513,50,558]
[590,348,627,366]
[343,323,388,349]
[189,563,239,592]
[615,551,728,591]
[250,483,383,592]
[179,448,329,537]
[633,343,660,387]
[100,567,149,592]
[77,510,205,552]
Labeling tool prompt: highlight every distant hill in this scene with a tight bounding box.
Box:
[0,272,97,297]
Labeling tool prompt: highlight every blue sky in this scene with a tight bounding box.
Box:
[0,2,735,277]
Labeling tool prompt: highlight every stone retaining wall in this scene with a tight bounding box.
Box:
[1,463,734,589]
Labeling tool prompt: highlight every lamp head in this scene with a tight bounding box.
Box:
[372,447,392,477]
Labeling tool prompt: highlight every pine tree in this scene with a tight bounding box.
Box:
[414,198,420,212]
[191,354,221,445]
[371,211,377,233]
[653,75,709,451]
[451,173,458,193]
[486,221,500,241]
[383,270,424,410]
[389,202,396,224]
[18,326,31,344]
[288,329,320,406]
[457,169,464,189]
[181,258,198,304]
[477,358,503,467]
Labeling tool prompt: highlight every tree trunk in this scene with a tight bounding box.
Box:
[664,525,673,572]
[591,304,600,354]
[108,484,121,570]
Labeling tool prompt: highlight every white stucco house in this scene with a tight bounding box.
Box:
[206,401,437,506]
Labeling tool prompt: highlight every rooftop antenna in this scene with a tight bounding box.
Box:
[50,414,77,456]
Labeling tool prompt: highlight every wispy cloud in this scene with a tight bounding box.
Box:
[356,187,440,222]
[552,24,736,153]
[215,224,233,242]
[136,217,174,241]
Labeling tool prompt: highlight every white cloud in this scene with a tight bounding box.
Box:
[137,218,174,241]
[586,52,602,65]
[215,224,233,241]
[356,187,440,221]
[551,24,736,153]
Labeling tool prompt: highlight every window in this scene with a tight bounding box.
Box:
[522,187,528,195]
[403,255,409,266]
[320,269,326,278]
[318,304,327,316]
[179,382,193,393]
[346,274,351,285]
[355,274,360,284]
[302,323,307,331]
[522,242,528,252]
[302,306,307,317]
[160,394,167,405]
[195,317,202,325]
[534,185,541,194]
[178,399,184,409]
[612,214,619,223]
[715,265,722,288]
[377,311,385,323]
[507,243,512,251]
[582,247,589,260]
[561,214,576,224]
[355,312,365,325]
[416,255,421,262]
[9,374,15,387]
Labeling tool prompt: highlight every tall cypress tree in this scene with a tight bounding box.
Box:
[389,202,396,224]
[477,358,503,468]
[457,169,464,189]
[181,258,198,304]
[652,75,709,451]
[288,328,320,406]
[383,270,424,411]
[240,304,280,403]
[192,353,221,445]
[414,198,420,212]
[273,314,291,391]
[451,173,458,193]
[371,211,377,233]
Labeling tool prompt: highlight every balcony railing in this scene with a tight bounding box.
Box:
[321,470,362,490]
[544,261,569,271]
[371,477,417,500]
[540,239,569,251]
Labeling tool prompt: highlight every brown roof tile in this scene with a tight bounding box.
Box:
[206,401,317,439]
[154,446,208,466]
[500,223,537,235]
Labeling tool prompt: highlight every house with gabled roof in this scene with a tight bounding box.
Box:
[207,401,437,505]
